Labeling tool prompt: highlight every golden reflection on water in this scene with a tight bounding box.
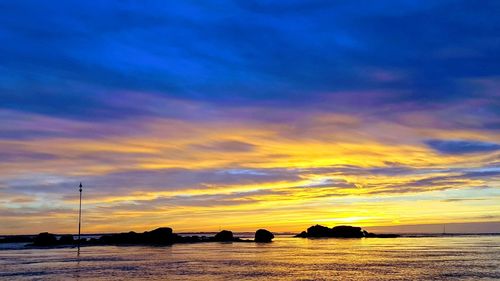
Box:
[0,236,498,280]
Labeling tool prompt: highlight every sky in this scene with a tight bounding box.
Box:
[0,0,499,235]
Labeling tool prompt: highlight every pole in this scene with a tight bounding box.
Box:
[78,182,82,255]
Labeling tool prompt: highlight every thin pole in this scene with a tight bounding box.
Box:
[78,182,82,254]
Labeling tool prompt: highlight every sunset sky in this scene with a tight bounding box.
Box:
[1,1,499,235]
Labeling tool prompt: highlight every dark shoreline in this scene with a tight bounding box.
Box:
[1,225,397,248]
[1,224,499,250]
[1,227,277,248]
[1,232,499,239]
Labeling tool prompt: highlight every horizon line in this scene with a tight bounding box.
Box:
[2,221,499,236]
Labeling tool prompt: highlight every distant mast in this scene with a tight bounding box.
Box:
[78,182,83,254]
[443,224,446,235]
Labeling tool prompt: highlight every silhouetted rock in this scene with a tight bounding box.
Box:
[0,235,33,243]
[307,225,364,238]
[143,227,175,244]
[214,230,233,241]
[254,229,274,242]
[306,224,333,237]
[295,231,307,238]
[99,231,142,244]
[97,227,181,245]
[295,225,399,238]
[59,234,74,245]
[364,232,377,238]
[330,226,365,238]
[26,226,286,248]
[33,232,58,246]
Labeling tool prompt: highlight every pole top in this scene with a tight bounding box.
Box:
[79,182,82,191]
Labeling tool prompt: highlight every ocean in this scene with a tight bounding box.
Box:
[0,234,498,280]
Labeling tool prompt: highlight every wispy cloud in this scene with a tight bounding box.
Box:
[425,139,500,154]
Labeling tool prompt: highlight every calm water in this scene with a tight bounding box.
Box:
[0,235,499,280]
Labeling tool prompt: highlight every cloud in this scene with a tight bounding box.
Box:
[295,178,356,189]
[189,140,256,152]
[1,167,301,201]
[0,0,499,121]
[425,139,500,154]
[0,151,57,161]
[441,198,486,202]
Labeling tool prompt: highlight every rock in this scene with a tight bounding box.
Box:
[97,227,179,245]
[214,230,233,241]
[365,232,377,238]
[147,227,173,236]
[99,231,142,244]
[330,226,364,238]
[295,231,307,238]
[33,232,58,246]
[306,225,364,238]
[143,227,174,244]
[295,225,399,238]
[59,234,74,245]
[306,225,332,237]
[254,229,274,242]
[0,235,33,243]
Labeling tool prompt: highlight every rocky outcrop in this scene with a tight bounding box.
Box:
[0,235,33,243]
[58,234,74,244]
[25,227,279,248]
[144,227,175,244]
[97,227,244,245]
[214,230,234,242]
[296,231,308,238]
[295,225,399,238]
[99,227,178,245]
[254,229,274,242]
[304,225,364,238]
[33,232,58,246]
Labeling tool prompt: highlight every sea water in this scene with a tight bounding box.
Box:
[0,235,499,280]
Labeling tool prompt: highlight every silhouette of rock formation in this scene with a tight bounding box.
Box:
[144,227,175,244]
[214,230,234,242]
[58,234,74,244]
[96,228,248,245]
[254,229,274,242]
[0,235,33,243]
[33,232,58,246]
[295,225,399,238]
[99,228,178,245]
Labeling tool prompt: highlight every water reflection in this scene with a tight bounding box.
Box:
[0,236,498,280]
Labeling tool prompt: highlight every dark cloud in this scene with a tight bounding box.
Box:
[425,139,500,154]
